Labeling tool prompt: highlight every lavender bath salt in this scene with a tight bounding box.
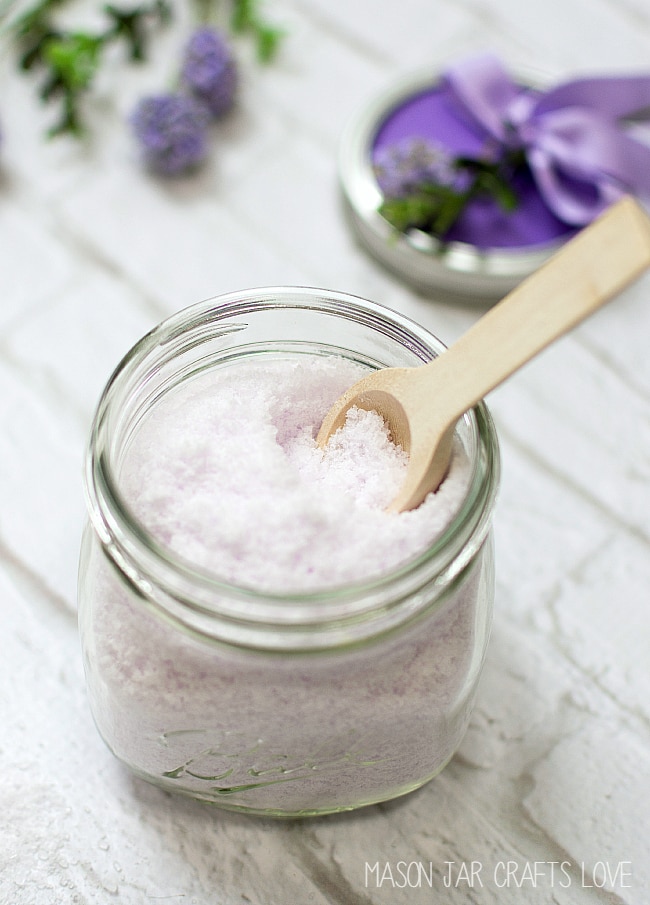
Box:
[120,357,470,592]
[79,290,499,815]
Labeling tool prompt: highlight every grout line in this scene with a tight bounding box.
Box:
[0,337,92,432]
[497,423,650,551]
[284,825,378,905]
[601,0,650,26]
[0,536,77,626]
[575,332,650,405]
[285,0,395,68]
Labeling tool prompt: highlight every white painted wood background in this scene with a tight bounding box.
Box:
[1,0,649,902]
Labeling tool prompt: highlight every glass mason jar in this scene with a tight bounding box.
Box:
[78,286,500,817]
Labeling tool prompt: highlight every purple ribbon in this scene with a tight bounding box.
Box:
[443,53,650,224]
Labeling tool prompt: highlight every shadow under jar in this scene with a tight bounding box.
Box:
[78,286,500,816]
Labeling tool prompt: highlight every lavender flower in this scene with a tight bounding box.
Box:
[181,27,238,118]
[131,93,210,176]
[373,138,466,198]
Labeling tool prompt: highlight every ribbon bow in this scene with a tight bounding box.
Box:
[443,54,650,225]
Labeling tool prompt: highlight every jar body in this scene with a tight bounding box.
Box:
[78,287,499,816]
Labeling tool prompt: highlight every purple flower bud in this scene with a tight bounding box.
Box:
[181,27,238,118]
[373,138,465,198]
[130,93,210,176]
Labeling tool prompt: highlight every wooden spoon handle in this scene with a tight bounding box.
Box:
[425,196,650,418]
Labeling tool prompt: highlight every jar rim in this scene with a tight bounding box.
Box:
[84,286,500,644]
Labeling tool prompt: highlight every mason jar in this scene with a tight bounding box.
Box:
[78,286,500,816]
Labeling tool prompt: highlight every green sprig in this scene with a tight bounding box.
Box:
[379,153,523,244]
[9,0,284,141]
[103,2,172,61]
[230,0,284,62]
[11,0,173,137]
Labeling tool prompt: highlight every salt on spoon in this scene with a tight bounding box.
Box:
[317,196,650,512]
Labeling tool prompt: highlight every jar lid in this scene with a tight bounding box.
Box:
[338,69,575,300]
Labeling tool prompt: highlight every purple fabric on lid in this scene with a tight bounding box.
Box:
[372,84,575,249]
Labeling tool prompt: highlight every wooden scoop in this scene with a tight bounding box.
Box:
[317,196,650,512]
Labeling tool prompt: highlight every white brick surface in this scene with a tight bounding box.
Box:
[579,274,650,392]
[0,360,85,608]
[251,8,388,144]
[480,0,650,70]
[489,328,650,540]
[4,269,157,421]
[0,200,74,330]
[492,439,613,626]
[547,532,650,722]
[0,56,100,201]
[524,722,650,903]
[289,0,477,67]
[1,0,650,902]
[59,161,314,312]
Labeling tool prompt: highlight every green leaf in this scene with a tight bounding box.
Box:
[19,28,60,70]
[13,0,68,39]
[475,168,518,211]
[380,193,442,233]
[231,0,255,32]
[43,32,103,91]
[47,90,84,137]
[230,0,284,62]
[256,25,283,62]
[432,188,470,235]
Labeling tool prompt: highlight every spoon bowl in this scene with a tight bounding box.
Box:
[317,196,650,511]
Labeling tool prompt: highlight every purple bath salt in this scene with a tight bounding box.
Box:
[81,352,494,815]
[119,356,471,591]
